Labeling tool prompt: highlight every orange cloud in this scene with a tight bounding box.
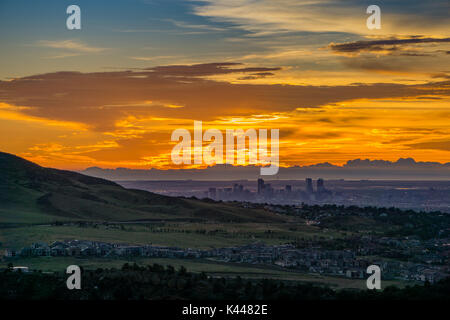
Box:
[0,64,449,169]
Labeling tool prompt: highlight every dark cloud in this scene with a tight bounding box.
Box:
[431,73,450,79]
[147,63,281,77]
[407,140,450,151]
[329,37,450,55]
[238,72,275,80]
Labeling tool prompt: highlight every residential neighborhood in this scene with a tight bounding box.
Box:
[4,238,449,284]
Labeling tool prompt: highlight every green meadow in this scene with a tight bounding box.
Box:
[0,220,349,251]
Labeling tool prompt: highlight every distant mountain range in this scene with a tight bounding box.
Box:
[81,158,450,181]
[0,152,285,224]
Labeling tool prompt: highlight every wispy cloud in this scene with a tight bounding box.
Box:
[165,18,227,32]
[130,55,180,61]
[192,0,450,36]
[45,52,83,59]
[37,39,107,53]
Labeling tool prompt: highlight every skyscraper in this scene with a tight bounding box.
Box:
[257,178,265,194]
[208,187,216,199]
[317,178,325,193]
[305,178,313,194]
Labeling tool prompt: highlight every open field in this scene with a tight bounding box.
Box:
[0,224,285,250]
[0,256,410,290]
[0,220,346,250]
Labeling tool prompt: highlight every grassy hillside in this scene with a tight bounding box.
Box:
[0,152,286,224]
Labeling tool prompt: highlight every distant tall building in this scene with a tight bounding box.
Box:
[208,187,216,199]
[265,183,273,197]
[233,183,244,194]
[285,185,292,193]
[305,178,313,194]
[317,178,325,193]
[257,178,265,194]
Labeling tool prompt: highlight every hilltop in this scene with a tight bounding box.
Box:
[0,152,285,224]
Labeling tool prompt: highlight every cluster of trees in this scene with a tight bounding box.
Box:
[287,204,449,239]
[1,263,449,300]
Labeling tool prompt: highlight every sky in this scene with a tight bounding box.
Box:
[0,0,449,170]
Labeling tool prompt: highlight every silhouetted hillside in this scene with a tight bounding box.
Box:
[0,152,285,224]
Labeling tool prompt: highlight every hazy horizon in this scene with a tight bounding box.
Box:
[81,156,450,181]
